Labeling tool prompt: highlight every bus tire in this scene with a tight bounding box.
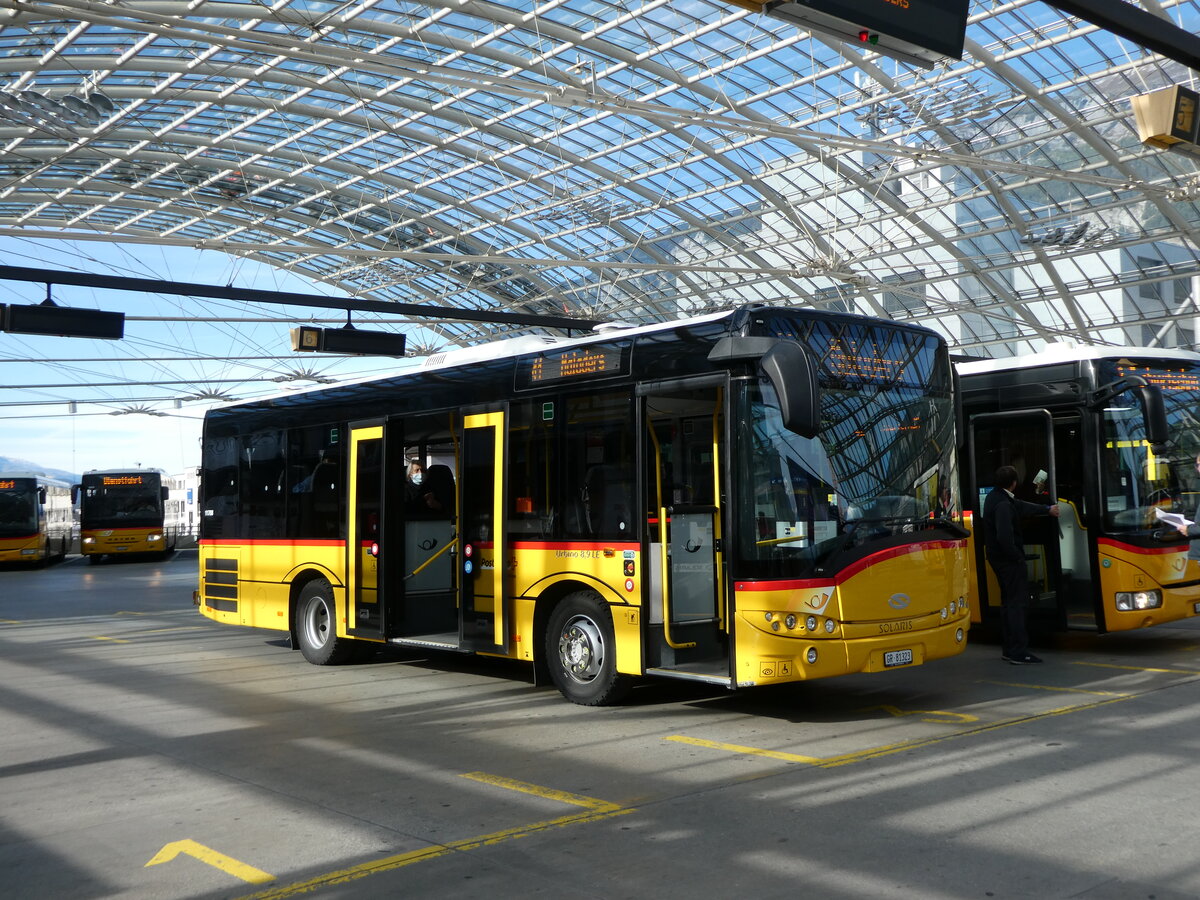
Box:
[295,579,366,665]
[545,590,633,706]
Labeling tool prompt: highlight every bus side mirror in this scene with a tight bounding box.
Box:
[759,341,820,438]
[162,486,170,502]
[1090,376,1169,450]
[1133,383,1169,448]
[71,484,80,504]
[38,486,47,504]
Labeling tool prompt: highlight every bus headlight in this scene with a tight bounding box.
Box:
[82,536,95,545]
[1115,590,1162,611]
[806,615,818,631]
[806,648,818,664]
[148,533,163,542]
[784,614,797,630]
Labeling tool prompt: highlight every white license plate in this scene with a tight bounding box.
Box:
[884,648,914,667]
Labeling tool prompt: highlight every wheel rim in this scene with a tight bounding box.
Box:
[301,594,331,649]
[557,614,605,684]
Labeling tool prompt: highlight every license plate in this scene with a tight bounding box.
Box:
[884,648,914,667]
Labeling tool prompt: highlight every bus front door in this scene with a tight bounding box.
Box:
[460,409,509,654]
[642,382,731,684]
[968,410,1069,630]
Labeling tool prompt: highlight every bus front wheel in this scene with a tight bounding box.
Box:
[545,591,633,706]
[295,579,368,665]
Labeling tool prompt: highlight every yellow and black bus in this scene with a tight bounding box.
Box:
[0,473,72,565]
[196,305,970,704]
[75,469,176,562]
[958,344,1200,634]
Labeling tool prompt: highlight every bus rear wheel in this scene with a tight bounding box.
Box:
[545,591,633,706]
[295,579,370,665]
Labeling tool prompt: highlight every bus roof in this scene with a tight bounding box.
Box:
[212,304,942,413]
[956,342,1200,376]
[0,472,73,487]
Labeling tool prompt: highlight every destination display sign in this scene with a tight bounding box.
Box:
[515,341,632,389]
[1115,363,1200,393]
[101,475,145,486]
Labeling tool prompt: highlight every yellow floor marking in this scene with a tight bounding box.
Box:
[668,693,1131,768]
[459,772,622,813]
[1072,661,1200,675]
[234,774,632,900]
[89,635,130,643]
[861,704,979,724]
[981,680,1128,696]
[146,839,273,884]
[667,736,821,764]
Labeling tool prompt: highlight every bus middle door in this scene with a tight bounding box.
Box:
[460,409,509,654]
[968,410,1067,630]
[347,421,389,641]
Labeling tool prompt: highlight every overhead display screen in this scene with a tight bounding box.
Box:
[515,341,632,389]
[764,0,969,66]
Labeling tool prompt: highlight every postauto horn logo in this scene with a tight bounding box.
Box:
[887,593,912,610]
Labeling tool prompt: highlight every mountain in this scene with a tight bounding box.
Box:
[0,456,79,484]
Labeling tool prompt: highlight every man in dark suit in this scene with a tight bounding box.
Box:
[982,465,1060,664]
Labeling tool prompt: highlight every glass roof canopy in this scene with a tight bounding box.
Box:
[0,0,1198,386]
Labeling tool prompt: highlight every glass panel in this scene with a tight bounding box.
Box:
[0,481,37,536]
[1099,359,1200,533]
[669,510,717,623]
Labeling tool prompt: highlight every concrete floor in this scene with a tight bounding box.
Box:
[3,549,1200,899]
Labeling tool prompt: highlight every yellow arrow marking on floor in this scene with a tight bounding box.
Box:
[146,839,273,884]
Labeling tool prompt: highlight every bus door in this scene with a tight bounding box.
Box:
[968,410,1070,628]
[460,409,509,654]
[641,379,730,682]
[347,421,388,641]
[392,411,460,648]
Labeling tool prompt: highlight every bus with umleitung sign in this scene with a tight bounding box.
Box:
[195,305,970,705]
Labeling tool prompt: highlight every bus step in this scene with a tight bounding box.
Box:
[388,634,465,651]
[645,665,731,686]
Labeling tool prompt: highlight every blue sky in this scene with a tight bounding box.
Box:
[0,235,419,477]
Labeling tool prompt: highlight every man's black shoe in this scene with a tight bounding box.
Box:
[1002,652,1043,665]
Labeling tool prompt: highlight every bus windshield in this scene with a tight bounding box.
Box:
[0,482,37,537]
[736,326,956,578]
[1099,359,1200,533]
[81,475,163,529]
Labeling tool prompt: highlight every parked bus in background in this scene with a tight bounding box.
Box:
[75,469,176,563]
[957,343,1197,636]
[0,473,72,565]
[195,305,970,705]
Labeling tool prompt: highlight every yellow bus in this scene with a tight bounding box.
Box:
[75,469,176,562]
[195,305,970,704]
[0,473,72,565]
[958,344,1198,635]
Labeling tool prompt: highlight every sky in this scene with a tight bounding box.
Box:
[0,235,424,478]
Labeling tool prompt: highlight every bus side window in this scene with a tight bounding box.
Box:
[563,391,634,540]
[288,426,342,540]
[507,400,554,536]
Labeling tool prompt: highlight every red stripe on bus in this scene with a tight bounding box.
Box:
[735,540,965,592]
[1097,537,1185,556]
[199,538,346,547]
